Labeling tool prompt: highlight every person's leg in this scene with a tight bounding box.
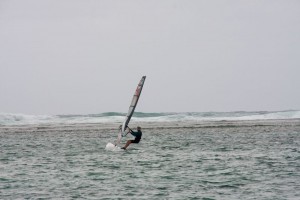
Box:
[122,140,132,149]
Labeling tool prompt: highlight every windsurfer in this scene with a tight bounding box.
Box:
[121,126,142,150]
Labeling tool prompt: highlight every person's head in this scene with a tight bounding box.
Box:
[137,126,141,131]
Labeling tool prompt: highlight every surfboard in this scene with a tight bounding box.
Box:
[106,76,146,148]
[105,142,124,151]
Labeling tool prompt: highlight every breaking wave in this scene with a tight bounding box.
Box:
[0,110,300,126]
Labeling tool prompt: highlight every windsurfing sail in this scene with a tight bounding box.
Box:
[121,76,146,136]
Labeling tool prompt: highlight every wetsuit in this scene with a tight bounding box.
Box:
[130,130,142,143]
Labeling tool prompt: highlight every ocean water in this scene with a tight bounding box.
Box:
[1,111,300,199]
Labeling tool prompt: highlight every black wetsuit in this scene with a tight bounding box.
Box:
[130,130,142,143]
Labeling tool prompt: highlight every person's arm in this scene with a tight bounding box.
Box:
[130,131,138,137]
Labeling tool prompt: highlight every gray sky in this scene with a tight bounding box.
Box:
[1,0,300,115]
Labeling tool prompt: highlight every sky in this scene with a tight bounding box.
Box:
[0,0,300,115]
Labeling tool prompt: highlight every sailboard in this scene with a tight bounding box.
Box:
[106,76,146,150]
[121,76,146,136]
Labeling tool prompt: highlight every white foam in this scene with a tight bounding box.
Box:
[105,142,123,151]
[0,113,56,125]
[1,111,300,126]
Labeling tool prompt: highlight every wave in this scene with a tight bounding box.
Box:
[0,110,300,126]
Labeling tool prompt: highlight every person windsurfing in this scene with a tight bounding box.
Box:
[121,126,142,150]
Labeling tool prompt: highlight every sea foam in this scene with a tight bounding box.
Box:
[0,110,299,126]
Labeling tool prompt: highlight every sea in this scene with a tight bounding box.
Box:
[1,111,300,200]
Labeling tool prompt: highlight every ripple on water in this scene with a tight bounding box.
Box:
[1,124,300,199]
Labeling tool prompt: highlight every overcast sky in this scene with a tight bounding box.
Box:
[0,0,299,115]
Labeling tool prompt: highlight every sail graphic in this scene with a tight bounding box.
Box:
[121,76,146,135]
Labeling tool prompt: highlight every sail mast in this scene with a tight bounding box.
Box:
[121,76,146,135]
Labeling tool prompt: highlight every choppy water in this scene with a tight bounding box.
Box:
[1,120,300,199]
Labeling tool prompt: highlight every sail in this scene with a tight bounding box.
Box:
[121,76,146,135]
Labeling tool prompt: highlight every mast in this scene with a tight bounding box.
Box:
[121,76,146,135]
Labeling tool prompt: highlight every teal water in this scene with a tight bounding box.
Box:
[1,120,300,199]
